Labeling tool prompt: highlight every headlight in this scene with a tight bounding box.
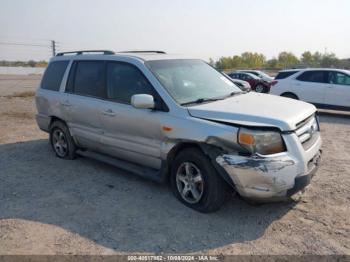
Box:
[238,128,286,155]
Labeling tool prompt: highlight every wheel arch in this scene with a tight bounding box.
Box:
[280,92,299,100]
[49,116,67,129]
[166,141,235,188]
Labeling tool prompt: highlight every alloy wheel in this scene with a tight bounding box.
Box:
[176,162,204,204]
[52,129,68,157]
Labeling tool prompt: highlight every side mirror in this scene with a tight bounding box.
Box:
[131,94,155,109]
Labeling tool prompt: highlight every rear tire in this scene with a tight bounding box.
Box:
[50,121,77,159]
[170,148,227,213]
[255,84,267,93]
[281,93,298,100]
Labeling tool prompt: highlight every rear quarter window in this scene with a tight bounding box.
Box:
[41,61,69,91]
[275,71,299,79]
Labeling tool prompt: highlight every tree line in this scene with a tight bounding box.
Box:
[211,51,350,71]
[0,60,48,68]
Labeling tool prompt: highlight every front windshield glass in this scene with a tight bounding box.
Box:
[246,73,260,79]
[146,59,241,105]
[259,71,272,79]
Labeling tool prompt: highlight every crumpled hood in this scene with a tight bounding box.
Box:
[187,92,316,131]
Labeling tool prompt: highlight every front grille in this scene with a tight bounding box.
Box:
[295,115,319,150]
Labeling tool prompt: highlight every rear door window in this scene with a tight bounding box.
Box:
[242,74,251,80]
[41,61,69,91]
[106,62,154,104]
[72,61,106,98]
[296,71,327,83]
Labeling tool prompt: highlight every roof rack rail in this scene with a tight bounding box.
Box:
[118,50,166,54]
[56,50,115,56]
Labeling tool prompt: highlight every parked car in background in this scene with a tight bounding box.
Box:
[270,68,350,110]
[237,70,274,82]
[222,72,251,91]
[228,72,271,93]
[231,78,251,92]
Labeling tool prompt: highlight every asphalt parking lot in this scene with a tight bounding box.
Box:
[0,75,349,255]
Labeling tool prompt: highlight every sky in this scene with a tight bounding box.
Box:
[0,0,349,61]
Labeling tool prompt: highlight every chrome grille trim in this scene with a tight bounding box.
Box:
[295,115,319,148]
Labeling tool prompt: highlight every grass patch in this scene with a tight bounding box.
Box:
[6,91,35,98]
[1,111,33,119]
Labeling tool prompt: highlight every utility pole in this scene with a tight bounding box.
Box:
[51,40,56,56]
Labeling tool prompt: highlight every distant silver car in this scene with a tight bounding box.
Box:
[237,70,274,82]
[222,72,251,91]
[36,50,322,212]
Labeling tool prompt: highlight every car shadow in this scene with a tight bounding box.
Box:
[318,110,350,124]
[0,139,296,253]
[317,109,350,123]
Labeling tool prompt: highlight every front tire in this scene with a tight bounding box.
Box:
[50,121,77,159]
[170,148,227,213]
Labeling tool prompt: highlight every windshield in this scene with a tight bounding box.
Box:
[245,73,260,80]
[146,59,242,105]
[259,71,272,79]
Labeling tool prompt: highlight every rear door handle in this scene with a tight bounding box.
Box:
[60,100,71,107]
[102,109,116,116]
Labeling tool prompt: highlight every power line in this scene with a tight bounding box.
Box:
[0,41,48,48]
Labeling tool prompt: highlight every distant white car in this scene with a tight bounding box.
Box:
[270,68,350,110]
[237,70,274,82]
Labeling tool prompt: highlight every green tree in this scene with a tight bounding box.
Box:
[28,60,36,67]
[301,51,313,67]
[311,52,323,67]
[277,51,299,69]
[320,53,339,67]
[240,52,266,69]
[208,58,215,66]
[231,55,243,69]
[266,58,278,69]
[215,56,233,70]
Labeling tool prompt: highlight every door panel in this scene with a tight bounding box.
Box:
[64,60,106,150]
[65,94,104,150]
[292,71,328,104]
[325,71,350,107]
[99,61,163,169]
[100,101,162,169]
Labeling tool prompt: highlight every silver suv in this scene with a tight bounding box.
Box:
[36,50,322,212]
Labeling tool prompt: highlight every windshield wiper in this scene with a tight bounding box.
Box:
[181,92,245,106]
[226,91,242,97]
[181,97,224,106]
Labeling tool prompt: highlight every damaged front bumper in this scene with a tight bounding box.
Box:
[216,149,322,201]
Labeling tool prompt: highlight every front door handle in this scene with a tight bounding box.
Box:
[102,109,116,116]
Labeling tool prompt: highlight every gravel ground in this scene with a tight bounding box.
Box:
[0,76,349,255]
[0,74,41,97]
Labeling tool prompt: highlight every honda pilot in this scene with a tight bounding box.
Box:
[35,50,322,212]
